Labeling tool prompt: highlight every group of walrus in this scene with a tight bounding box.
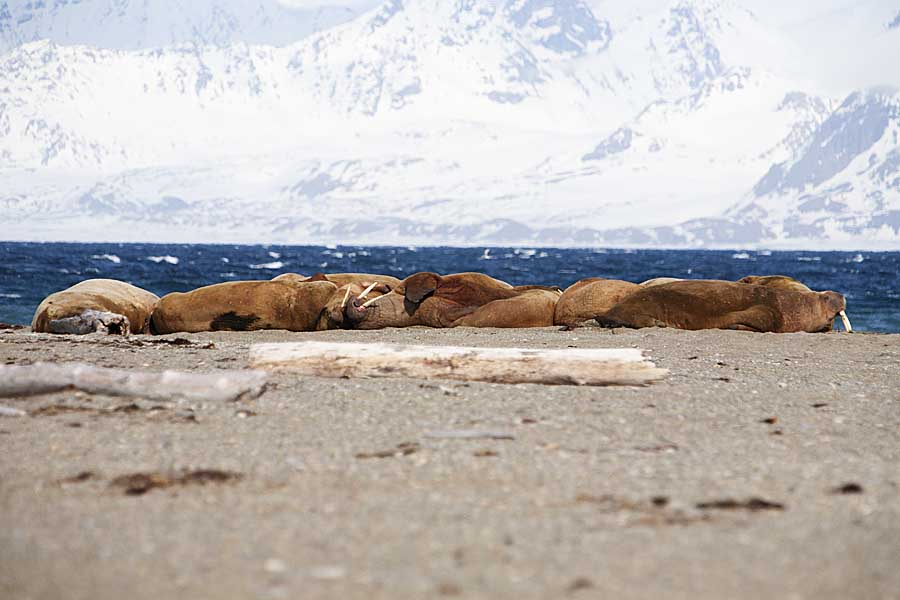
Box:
[31,270,853,336]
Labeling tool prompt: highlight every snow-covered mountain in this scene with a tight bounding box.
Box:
[1,0,899,248]
[729,89,900,245]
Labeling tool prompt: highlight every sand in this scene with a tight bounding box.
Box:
[1,325,898,600]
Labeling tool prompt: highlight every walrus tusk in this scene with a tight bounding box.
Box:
[360,294,387,309]
[839,310,852,333]
[357,282,379,301]
[340,286,352,308]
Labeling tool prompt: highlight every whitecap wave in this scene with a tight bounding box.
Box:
[0,293,22,298]
[147,255,179,265]
[268,251,281,259]
[92,254,121,264]
[732,252,751,259]
[797,257,821,262]
[249,261,285,270]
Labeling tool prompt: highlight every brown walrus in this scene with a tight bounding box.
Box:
[273,272,403,288]
[342,272,559,329]
[595,280,848,333]
[32,279,159,335]
[149,280,341,334]
[553,278,641,327]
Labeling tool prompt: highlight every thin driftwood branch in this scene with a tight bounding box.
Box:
[250,342,668,386]
[0,363,268,402]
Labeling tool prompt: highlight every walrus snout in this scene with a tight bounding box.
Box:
[344,296,371,323]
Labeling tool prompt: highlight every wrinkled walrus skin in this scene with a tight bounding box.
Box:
[32,279,159,335]
[595,280,846,333]
[341,272,559,329]
[553,278,641,327]
[149,280,340,334]
[737,275,813,293]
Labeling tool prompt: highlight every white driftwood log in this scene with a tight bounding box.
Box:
[0,363,268,402]
[250,342,668,386]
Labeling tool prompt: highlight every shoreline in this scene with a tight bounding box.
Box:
[1,326,899,599]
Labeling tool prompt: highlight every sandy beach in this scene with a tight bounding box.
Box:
[1,325,898,599]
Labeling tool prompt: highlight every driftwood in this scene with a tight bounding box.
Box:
[0,363,268,402]
[250,342,668,386]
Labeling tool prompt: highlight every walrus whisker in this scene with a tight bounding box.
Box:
[340,286,352,309]
[357,282,379,301]
[839,310,853,333]
[360,294,387,309]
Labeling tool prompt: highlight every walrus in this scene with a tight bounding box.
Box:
[595,280,849,333]
[273,272,403,288]
[342,272,559,329]
[553,278,641,327]
[149,280,341,334]
[32,279,159,335]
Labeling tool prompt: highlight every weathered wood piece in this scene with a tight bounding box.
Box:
[250,342,668,386]
[0,363,268,402]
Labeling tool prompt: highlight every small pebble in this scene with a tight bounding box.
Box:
[309,565,346,580]
[264,558,287,574]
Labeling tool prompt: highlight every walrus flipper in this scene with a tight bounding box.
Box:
[594,314,640,329]
[48,310,131,336]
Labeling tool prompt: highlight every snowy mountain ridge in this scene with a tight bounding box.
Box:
[1,0,899,248]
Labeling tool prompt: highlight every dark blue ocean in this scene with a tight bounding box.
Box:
[1,242,898,333]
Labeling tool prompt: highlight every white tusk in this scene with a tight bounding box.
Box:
[357,282,379,301]
[340,286,352,308]
[361,294,387,309]
[839,310,852,333]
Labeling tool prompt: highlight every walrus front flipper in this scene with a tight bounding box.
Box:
[48,310,131,336]
[404,272,441,304]
[716,307,776,333]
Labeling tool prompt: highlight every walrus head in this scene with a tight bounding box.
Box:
[820,290,852,332]
[325,282,393,329]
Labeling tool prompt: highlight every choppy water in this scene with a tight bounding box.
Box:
[1,242,898,332]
